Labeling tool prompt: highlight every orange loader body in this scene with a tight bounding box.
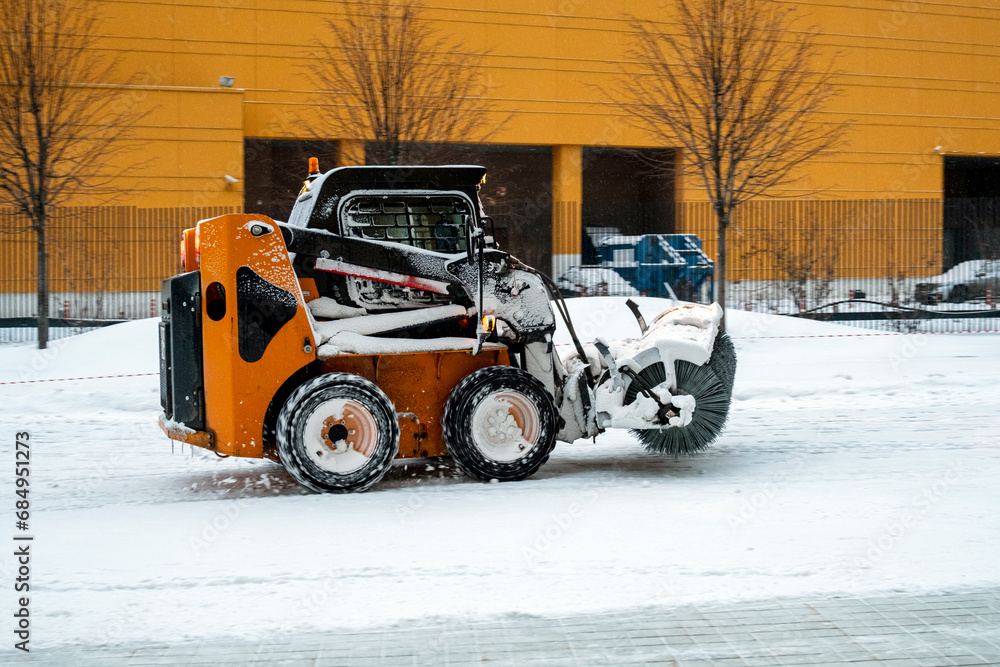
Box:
[159,213,510,462]
[157,164,735,494]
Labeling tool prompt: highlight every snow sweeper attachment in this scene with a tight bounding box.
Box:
[157,163,736,493]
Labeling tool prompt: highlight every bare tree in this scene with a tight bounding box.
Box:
[618,0,846,325]
[309,0,500,165]
[744,211,840,312]
[0,0,142,348]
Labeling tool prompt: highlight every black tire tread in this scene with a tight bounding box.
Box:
[276,373,399,493]
[443,366,557,482]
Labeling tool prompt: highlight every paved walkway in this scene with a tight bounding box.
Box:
[14,588,1000,666]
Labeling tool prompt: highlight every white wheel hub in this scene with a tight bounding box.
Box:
[471,391,541,462]
[303,398,378,474]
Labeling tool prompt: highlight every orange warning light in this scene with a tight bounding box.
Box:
[308,157,319,175]
[481,315,496,333]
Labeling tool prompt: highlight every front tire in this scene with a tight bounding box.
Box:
[443,366,557,482]
[276,373,399,493]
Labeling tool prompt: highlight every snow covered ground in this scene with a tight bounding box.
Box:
[0,297,998,651]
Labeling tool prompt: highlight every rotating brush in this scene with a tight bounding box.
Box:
[707,331,737,400]
[625,331,737,456]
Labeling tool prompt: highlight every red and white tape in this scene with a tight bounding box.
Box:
[0,372,159,386]
[554,329,1000,346]
[3,327,998,385]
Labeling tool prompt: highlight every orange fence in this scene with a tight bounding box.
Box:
[677,198,943,282]
[1,206,239,296]
[0,199,948,318]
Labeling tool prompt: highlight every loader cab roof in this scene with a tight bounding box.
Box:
[315,165,487,196]
[287,165,488,230]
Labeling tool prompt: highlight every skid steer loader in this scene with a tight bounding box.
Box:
[158,162,736,493]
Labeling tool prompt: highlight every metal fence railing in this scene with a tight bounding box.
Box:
[0,205,238,320]
[2,198,998,342]
[0,324,107,345]
[573,198,999,333]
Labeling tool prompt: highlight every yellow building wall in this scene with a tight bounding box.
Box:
[3,0,998,295]
[102,88,245,209]
[89,0,1000,208]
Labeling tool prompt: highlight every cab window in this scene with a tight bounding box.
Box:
[342,196,469,253]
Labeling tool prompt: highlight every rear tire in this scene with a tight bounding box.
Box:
[443,366,557,482]
[276,373,399,493]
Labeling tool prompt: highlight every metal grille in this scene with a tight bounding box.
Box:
[343,197,469,253]
[158,320,171,417]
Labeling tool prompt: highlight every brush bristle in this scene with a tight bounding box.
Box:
[631,331,737,456]
[708,331,737,400]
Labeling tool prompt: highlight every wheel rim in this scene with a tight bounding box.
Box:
[471,391,541,462]
[303,398,379,474]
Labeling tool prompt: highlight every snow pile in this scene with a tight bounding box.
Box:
[605,302,722,369]
[317,332,501,357]
[932,258,1000,286]
[594,382,694,430]
[312,304,468,343]
[551,297,852,348]
[556,266,639,297]
[0,319,157,380]
[308,297,366,320]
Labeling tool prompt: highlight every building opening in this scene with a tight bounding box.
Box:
[406,143,554,275]
[943,155,1000,269]
[581,148,675,263]
[244,140,339,221]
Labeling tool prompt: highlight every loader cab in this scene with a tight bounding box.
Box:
[287,164,488,256]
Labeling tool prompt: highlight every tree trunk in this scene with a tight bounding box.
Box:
[716,213,727,331]
[36,222,48,349]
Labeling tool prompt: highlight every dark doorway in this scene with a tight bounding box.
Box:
[244,140,339,221]
[581,148,675,262]
[245,140,554,273]
[943,156,1000,269]
[435,144,554,275]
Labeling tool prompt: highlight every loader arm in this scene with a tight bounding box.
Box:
[279,223,557,344]
[280,223,468,301]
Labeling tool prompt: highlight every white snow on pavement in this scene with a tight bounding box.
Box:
[0,299,997,649]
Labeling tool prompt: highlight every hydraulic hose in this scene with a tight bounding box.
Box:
[510,258,594,389]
